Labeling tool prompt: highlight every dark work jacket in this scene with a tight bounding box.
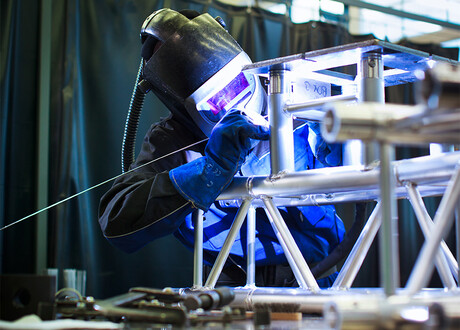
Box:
[98,113,345,267]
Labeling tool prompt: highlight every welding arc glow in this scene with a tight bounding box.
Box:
[0,138,209,231]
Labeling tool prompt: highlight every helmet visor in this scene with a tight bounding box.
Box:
[184,51,264,136]
[196,72,255,123]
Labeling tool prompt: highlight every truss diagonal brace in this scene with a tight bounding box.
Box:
[405,182,458,288]
[404,162,460,295]
[262,196,320,292]
[204,199,253,289]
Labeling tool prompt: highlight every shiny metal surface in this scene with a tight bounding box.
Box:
[268,69,295,174]
[243,40,457,85]
[218,152,460,201]
[197,40,460,327]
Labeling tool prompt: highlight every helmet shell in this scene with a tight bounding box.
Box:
[141,9,243,102]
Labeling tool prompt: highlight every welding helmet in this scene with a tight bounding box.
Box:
[140,8,265,136]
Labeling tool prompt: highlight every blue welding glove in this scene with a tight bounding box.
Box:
[308,122,342,167]
[169,110,269,211]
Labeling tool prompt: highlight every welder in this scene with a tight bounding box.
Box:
[98,8,345,287]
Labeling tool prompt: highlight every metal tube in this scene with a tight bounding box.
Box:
[204,199,252,288]
[340,51,385,166]
[361,51,384,165]
[284,93,357,115]
[230,286,386,313]
[333,203,382,289]
[193,209,204,288]
[262,198,305,289]
[379,142,400,295]
[395,151,460,184]
[222,165,375,199]
[324,299,446,330]
[262,196,320,292]
[360,53,385,103]
[218,151,460,201]
[221,185,446,209]
[406,183,458,286]
[246,206,256,287]
[321,102,460,145]
[361,51,394,296]
[268,68,295,174]
[404,163,460,295]
[231,286,460,314]
[321,103,422,142]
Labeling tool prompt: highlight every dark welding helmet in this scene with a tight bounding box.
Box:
[140,8,265,136]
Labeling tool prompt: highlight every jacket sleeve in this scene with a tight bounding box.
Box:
[98,120,203,253]
[307,122,342,167]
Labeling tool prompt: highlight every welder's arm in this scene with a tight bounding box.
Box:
[98,168,194,253]
[98,111,268,253]
[98,118,199,253]
[169,110,269,211]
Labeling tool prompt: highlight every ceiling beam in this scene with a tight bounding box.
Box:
[338,0,460,31]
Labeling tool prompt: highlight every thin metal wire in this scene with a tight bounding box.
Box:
[0,138,209,231]
[1,113,312,231]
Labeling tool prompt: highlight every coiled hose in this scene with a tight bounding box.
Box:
[121,59,146,173]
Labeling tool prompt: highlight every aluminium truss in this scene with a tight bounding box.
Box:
[188,40,460,328]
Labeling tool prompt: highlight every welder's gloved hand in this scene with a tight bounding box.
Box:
[169,110,270,211]
[308,122,342,167]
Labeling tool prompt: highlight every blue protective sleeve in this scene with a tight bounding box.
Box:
[169,110,269,211]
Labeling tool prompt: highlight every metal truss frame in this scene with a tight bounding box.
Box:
[189,39,460,326]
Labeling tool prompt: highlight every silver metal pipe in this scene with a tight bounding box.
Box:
[268,68,295,174]
[321,102,460,145]
[246,206,256,287]
[218,152,460,201]
[360,52,385,104]
[230,286,386,313]
[231,287,332,313]
[356,51,381,166]
[324,298,446,330]
[339,51,385,167]
[262,196,320,292]
[284,109,325,122]
[230,286,460,318]
[284,93,357,115]
[192,209,204,288]
[404,163,460,295]
[395,151,460,184]
[379,142,400,295]
[342,140,365,167]
[406,183,458,286]
[321,103,424,143]
[221,165,376,199]
[220,184,446,208]
[333,203,382,289]
[204,199,252,288]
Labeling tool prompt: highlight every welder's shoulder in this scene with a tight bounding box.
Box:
[146,116,192,140]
